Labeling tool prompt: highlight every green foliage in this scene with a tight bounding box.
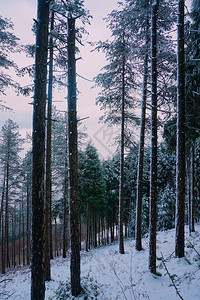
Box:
[79,143,106,216]
[184,0,200,144]
[0,15,20,95]
[93,5,137,128]
[53,275,101,299]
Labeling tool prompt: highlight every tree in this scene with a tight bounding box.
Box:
[79,143,105,250]
[31,0,49,299]
[94,7,137,254]
[0,16,19,102]
[149,0,159,274]
[101,155,119,244]
[175,0,185,259]
[67,12,81,297]
[0,119,22,274]
[44,8,54,282]
[184,0,200,232]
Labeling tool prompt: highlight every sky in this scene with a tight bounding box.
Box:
[0,0,121,158]
[0,0,192,158]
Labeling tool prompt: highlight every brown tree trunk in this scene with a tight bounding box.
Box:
[135,13,149,252]
[18,209,21,266]
[26,174,30,266]
[175,0,185,258]
[67,13,81,297]
[1,169,6,274]
[5,161,10,269]
[187,156,191,234]
[22,197,25,266]
[149,0,159,274]
[31,0,49,298]
[44,9,54,282]
[191,145,195,232]
[119,34,125,255]
[63,128,68,258]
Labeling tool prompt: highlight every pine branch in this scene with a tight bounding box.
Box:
[161,253,184,300]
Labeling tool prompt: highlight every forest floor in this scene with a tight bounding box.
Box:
[0,225,200,299]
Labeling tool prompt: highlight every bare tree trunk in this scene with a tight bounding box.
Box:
[19,209,21,266]
[13,208,16,267]
[86,203,89,252]
[45,9,54,282]
[191,145,195,232]
[135,13,149,251]
[187,155,191,235]
[63,127,68,258]
[67,13,81,297]
[175,0,185,258]
[54,218,57,257]
[149,0,159,274]
[119,35,125,255]
[31,0,49,298]
[26,174,30,266]
[5,161,10,269]
[22,197,25,266]
[1,169,6,274]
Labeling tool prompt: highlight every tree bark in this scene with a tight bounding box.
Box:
[31,0,49,298]
[5,159,10,269]
[67,14,81,297]
[135,13,149,251]
[26,173,30,266]
[119,33,125,255]
[175,0,185,258]
[191,145,195,232]
[149,0,159,274]
[45,9,54,282]
[22,197,25,266]
[1,168,6,274]
[63,126,68,258]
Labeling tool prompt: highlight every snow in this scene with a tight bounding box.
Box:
[1,226,200,299]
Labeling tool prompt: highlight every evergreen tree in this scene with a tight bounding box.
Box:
[101,154,119,244]
[94,6,138,254]
[79,143,105,250]
[0,15,19,100]
[0,119,23,273]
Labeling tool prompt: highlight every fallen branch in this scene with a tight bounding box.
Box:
[188,241,200,257]
[161,252,184,300]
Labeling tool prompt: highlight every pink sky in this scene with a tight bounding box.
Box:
[0,0,120,158]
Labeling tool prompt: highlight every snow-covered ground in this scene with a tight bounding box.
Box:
[0,226,200,299]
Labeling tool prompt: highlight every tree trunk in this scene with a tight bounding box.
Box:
[149,0,159,274]
[26,174,30,266]
[63,126,68,258]
[5,160,10,269]
[187,155,191,234]
[18,208,21,266]
[175,0,185,258]
[54,218,57,257]
[45,9,54,282]
[1,169,6,274]
[191,145,195,232]
[119,34,125,255]
[22,197,25,266]
[31,0,49,298]
[135,14,149,252]
[67,14,81,297]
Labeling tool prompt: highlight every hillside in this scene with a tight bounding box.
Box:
[0,225,200,300]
